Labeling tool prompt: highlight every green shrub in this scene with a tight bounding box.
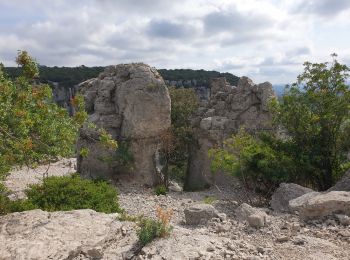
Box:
[209,128,295,199]
[0,183,9,215]
[154,184,167,196]
[15,174,121,213]
[137,217,172,245]
[203,196,217,205]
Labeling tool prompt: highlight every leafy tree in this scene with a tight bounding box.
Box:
[165,87,199,181]
[0,51,87,178]
[210,55,350,194]
[270,54,350,190]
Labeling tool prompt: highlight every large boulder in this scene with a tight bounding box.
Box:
[270,183,314,212]
[328,169,350,192]
[0,209,137,259]
[184,204,220,225]
[185,77,275,190]
[77,64,171,186]
[289,191,350,219]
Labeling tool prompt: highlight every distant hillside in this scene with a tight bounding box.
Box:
[4,66,239,88]
[4,66,105,89]
[158,69,239,86]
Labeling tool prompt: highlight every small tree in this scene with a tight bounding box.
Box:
[166,87,198,181]
[209,55,350,194]
[0,51,87,178]
[270,54,350,190]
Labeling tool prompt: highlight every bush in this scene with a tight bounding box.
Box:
[0,183,9,215]
[137,207,172,245]
[12,174,121,213]
[269,55,350,190]
[154,184,167,196]
[0,51,88,179]
[209,128,295,199]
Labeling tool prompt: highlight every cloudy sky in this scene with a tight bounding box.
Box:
[0,0,349,84]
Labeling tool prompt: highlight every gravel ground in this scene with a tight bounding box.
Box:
[3,158,350,259]
[4,158,76,200]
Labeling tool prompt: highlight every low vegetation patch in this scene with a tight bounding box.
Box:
[203,196,217,205]
[1,174,122,214]
[154,184,167,196]
[137,207,173,246]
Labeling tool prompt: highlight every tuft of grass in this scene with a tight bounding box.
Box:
[154,184,167,196]
[118,212,143,222]
[203,196,217,205]
[137,207,173,246]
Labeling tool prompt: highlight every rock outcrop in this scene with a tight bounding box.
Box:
[328,169,350,192]
[289,191,350,219]
[270,183,314,212]
[77,64,171,186]
[0,209,137,260]
[185,77,275,190]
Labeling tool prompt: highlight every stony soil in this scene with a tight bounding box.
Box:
[2,159,350,260]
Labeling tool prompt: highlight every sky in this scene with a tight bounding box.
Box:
[0,0,349,84]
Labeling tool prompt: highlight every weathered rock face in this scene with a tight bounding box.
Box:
[185,77,275,190]
[0,209,137,260]
[270,183,314,213]
[289,191,350,219]
[77,64,171,186]
[328,169,350,192]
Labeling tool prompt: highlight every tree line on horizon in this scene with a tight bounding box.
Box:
[3,66,240,89]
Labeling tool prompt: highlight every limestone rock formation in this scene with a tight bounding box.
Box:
[185,76,276,190]
[77,64,171,186]
[0,209,137,260]
[270,183,314,212]
[328,169,350,192]
[289,191,350,219]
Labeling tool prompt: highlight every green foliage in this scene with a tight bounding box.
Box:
[4,65,104,89]
[210,55,350,195]
[4,66,239,92]
[209,128,295,197]
[113,140,134,170]
[166,87,199,181]
[270,54,350,190]
[118,212,143,222]
[11,174,121,213]
[0,183,9,215]
[0,51,87,178]
[158,69,239,86]
[203,196,217,205]
[154,184,167,196]
[137,207,172,246]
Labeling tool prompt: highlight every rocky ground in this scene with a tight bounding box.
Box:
[1,159,350,260]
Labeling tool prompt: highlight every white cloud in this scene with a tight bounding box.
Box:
[0,0,349,83]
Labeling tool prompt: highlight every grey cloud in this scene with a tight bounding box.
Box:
[294,0,350,17]
[287,47,311,57]
[146,20,196,39]
[203,8,273,35]
[95,0,176,14]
